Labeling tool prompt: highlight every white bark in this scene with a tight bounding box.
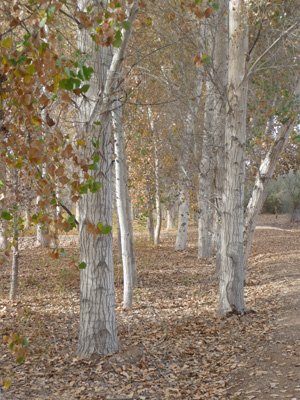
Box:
[148,108,162,245]
[147,184,154,242]
[77,0,138,356]
[198,78,214,258]
[166,203,176,230]
[212,0,229,269]
[10,170,19,301]
[0,160,7,254]
[113,95,133,310]
[36,194,50,248]
[125,182,137,286]
[175,70,203,251]
[219,0,248,316]
[243,80,300,282]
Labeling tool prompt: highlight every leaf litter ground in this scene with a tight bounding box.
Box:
[1,214,300,399]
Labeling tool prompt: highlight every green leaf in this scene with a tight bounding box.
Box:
[22,338,29,346]
[16,357,24,365]
[78,66,93,81]
[81,84,90,93]
[94,154,100,163]
[112,31,122,48]
[212,2,219,10]
[97,222,112,234]
[295,135,300,143]
[112,38,122,48]
[89,181,102,193]
[203,55,211,64]
[0,180,5,187]
[93,121,101,126]
[46,5,56,19]
[121,21,131,30]
[88,162,99,171]
[67,215,76,224]
[79,184,88,194]
[59,78,81,91]
[39,17,47,28]
[1,211,13,221]
[78,262,86,269]
[92,136,100,148]
[64,67,71,77]
[60,248,66,257]
[32,214,38,220]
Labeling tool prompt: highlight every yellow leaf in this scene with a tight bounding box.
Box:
[26,65,35,75]
[2,56,7,65]
[1,38,12,49]
[24,75,32,83]
[4,380,11,389]
[14,68,22,77]
[31,116,42,126]
[77,139,85,146]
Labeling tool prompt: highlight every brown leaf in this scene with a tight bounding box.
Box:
[204,6,214,18]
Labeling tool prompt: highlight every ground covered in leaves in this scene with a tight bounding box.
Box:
[1,214,300,400]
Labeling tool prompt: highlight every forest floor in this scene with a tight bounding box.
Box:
[1,214,300,400]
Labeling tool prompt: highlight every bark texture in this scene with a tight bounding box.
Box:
[113,93,135,310]
[77,0,138,356]
[212,0,229,269]
[175,70,203,251]
[219,0,247,316]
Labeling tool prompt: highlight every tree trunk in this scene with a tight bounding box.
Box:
[77,0,138,356]
[125,183,137,286]
[175,189,189,250]
[175,70,203,251]
[0,160,7,256]
[10,170,19,301]
[148,108,162,246]
[212,0,229,270]
[166,203,176,230]
[146,184,154,242]
[36,194,50,248]
[198,78,214,258]
[219,0,248,316]
[113,94,133,310]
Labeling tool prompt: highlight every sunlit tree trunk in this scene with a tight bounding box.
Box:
[198,77,214,258]
[77,0,138,356]
[0,159,7,256]
[146,183,154,242]
[212,0,229,270]
[113,93,133,310]
[166,203,176,230]
[10,170,19,301]
[219,0,248,316]
[176,71,202,251]
[125,182,137,286]
[148,108,162,245]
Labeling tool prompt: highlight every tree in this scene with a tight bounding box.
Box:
[76,0,138,356]
[113,90,137,310]
[219,0,248,315]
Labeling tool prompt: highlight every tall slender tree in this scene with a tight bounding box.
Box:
[77,0,138,356]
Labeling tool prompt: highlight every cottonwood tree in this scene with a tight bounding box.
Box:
[112,90,137,310]
[76,0,138,355]
[219,0,248,315]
